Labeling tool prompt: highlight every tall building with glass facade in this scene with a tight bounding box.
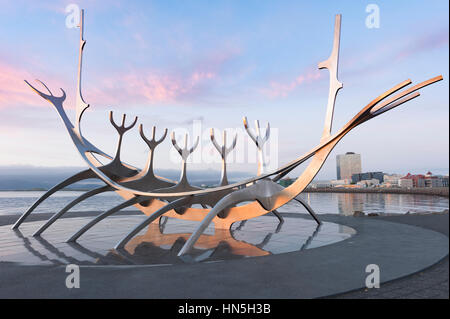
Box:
[336,152,362,180]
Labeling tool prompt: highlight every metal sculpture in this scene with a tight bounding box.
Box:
[13,10,443,257]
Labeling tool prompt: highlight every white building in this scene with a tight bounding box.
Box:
[399,178,413,188]
[336,152,362,180]
[383,174,403,187]
[309,180,333,188]
[331,179,351,186]
[356,178,380,188]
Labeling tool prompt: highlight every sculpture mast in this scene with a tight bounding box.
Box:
[319,14,343,142]
[75,9,90,135]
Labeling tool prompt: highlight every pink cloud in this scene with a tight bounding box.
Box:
[0,62,46,108]
[0,60,219,110]
[263,68,322,98]
[0,60,75,110]
[86,70,217,106]
[83,48,237,106]
[1,45,238,109]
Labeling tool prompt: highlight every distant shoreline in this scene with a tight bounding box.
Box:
[304,187,449,198]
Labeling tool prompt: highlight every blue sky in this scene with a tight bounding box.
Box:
[0,0,448,179]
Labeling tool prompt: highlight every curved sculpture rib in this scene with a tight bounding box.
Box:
[271,210,284,224]
[11,169,96,229]
[66,196,143,242]
[32,185,112,237]
[294,197,321,225]
[178,188,253,256]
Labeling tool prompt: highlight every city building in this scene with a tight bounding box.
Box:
[356,178,380,188]
[383,174,404,187]
[336,152,361,180]
[352,171,384,184]
[399,178,413,188]
[400,172,447,188]
[440,175,449,187]
[331,179,352,187]
[309,180,333,188]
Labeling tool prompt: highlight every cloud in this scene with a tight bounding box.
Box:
[0,62,46,108]
[0,44,240,111]
[395,28,449,61]
[342,27,449,79]
[0,59,76,110]
[262,68,322,98]
[86,69,216,106]
[85,49,240,106]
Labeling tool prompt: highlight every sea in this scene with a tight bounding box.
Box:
[0,191,447,216]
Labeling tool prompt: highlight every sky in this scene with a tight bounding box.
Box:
[0,0,448,180]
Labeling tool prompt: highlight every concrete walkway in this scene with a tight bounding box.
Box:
[330,213,449,299]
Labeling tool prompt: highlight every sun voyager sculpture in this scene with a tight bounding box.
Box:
[13,10,443,256]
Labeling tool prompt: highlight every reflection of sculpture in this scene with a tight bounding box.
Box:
[126,222,271,260]
[11,217,323,265]
[13,10,442,256]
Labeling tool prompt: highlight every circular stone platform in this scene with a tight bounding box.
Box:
[0,213,447,298]
[0,215,355,265]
